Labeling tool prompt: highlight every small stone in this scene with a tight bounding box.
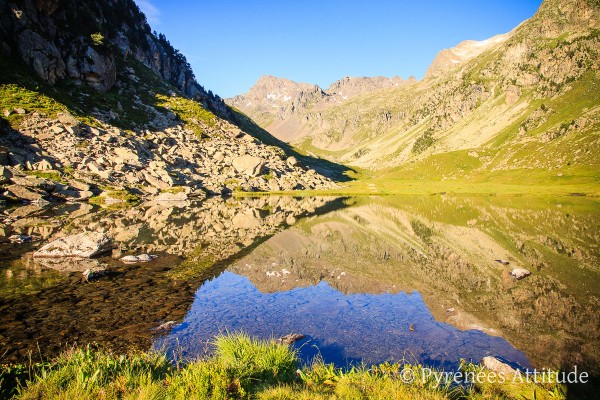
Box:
[120,254,158,264]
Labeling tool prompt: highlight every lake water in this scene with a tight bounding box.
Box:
[1,195,599,374]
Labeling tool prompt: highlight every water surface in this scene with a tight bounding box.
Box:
[1,195,598,374]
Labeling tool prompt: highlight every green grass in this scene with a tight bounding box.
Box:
[89,190,140,205]
[24,170,64,182]
[1,333,569,400]
[155,93,217,137]
[0,83,66,127]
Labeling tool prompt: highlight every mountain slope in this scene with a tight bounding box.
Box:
[0,0,337,204]
[228,0,600,185]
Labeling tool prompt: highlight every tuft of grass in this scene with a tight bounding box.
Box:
[215,332,298,387]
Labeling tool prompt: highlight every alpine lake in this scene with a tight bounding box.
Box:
[1,194,599,378]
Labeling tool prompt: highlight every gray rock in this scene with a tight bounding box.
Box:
[232,155,264,177]
[482,356,516,375]
[82,267,107,282]
[0,166,12,183]
[155,191,188,202]
[16,30,66,84]
[286,156,300,168]
[120,254,158,264]
[276,333,305,345]
[4,184,49,202]
[34,232,113,258]
[510,268,531,280]
[68,46,116,92]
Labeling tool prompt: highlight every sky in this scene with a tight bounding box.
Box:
[135,0,542,99]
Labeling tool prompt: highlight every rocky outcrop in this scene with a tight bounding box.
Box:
[424,33,512,79]
[0,0,226,114]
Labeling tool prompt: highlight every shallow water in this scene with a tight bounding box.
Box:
[1,195,599,374]
[155,271,529,369]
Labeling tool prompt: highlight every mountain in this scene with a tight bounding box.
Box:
[228,75,416,143]
[227,0,600,185]
[0,0,336,205]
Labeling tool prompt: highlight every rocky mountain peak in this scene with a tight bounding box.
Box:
[424,32,513,79]
[326,75,414,100]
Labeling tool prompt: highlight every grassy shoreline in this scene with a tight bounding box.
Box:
[0,333,570,400]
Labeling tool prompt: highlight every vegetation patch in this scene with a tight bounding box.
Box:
[412,128,436,154]
[24,170,63,182]
[0,333,570,400]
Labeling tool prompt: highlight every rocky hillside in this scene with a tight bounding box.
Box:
[228,0,600,182]
[0,0,336,206]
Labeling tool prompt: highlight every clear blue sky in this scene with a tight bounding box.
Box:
[136,0,542,98]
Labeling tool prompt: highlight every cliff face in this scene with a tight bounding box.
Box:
[0,0,227,114]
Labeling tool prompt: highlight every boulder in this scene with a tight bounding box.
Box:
[286,156,300,168]
[482,356,516,376]
[34,232,113,258]
[4,184,49,202]
[0,166,13,184]
[232,210,262,229]
[232,155,264,177]
[510,268,531,280]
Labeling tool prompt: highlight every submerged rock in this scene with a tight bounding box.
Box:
[34,232,113,258]
[510,268,531,280]
[82,266,107,282]
[152,321,177,333]
[276,333,305,345]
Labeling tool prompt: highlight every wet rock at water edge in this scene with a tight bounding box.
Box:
[82,266,107,282]
[510,268,531,280]
[120,254,158,264]
[482,356,516,376]
[276,333,305,345]
[33,232,113,258]
[9,234,32,243]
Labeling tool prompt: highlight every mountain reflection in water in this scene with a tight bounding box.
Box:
[155,271,530,369]
[1,195,599,375]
